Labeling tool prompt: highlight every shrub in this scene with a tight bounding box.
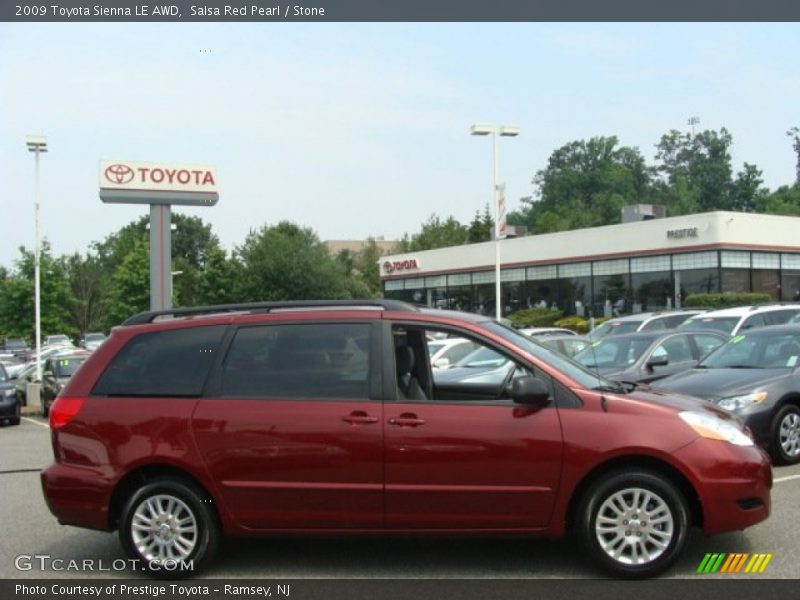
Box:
[554,316,590,334]
[507,307,563,327]
[684,292,772,308]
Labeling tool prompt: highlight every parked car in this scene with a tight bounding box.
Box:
[657,324,800,465]
[1,338,29,356]
[44,334,75,347]
[587,310,704,341]
[80,332,107,351]
[42,300,770,579]
[535,334,590,357]
[679,305,800,337]
[519,327,577,337]
[0,355,27,379]
[574,331,727,385]
[14,362,36,406]
[41,353,90,416]
[0,364,21,426]
[427,337,479,369]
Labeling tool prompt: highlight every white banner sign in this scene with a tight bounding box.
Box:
[496,183,507,239]
[100,160,218,193]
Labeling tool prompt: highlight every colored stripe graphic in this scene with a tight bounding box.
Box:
[697,553,773,574]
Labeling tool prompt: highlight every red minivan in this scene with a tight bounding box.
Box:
[41,300,771,578]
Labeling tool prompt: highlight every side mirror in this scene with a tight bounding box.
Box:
[647,355,669,369]
[511,376,550,408]
[433,357,450,369]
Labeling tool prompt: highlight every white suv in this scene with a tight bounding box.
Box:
[679,305,800,336]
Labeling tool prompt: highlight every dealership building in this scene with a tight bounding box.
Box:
[380,210,800,317]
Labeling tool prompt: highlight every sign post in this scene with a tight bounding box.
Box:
[99,160,219,311]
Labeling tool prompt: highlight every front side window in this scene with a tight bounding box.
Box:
[221,323,372,400]
[93,325,226,397]
[651,335,693,362]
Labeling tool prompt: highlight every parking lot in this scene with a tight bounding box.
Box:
[1,416,799,580]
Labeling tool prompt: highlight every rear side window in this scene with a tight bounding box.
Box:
[765,309,800,325]
[93,326,226,397]
[221,323,372,400]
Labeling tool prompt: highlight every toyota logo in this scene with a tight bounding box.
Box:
[104,164,134,185]
[383,261,394,273]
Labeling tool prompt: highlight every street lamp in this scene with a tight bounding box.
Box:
[470,124,520,320]
[26,135,47,383]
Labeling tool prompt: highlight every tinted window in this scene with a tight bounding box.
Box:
[680,316,739,335]
[651,335,693,362]
[663,314,697,328]
[93,326,226,397]
[691,334,725,359]
[764,309,800,326]
[701,332,800,369]
[740,314,766,331]
[221,323,371,399]
[55,357,86,377]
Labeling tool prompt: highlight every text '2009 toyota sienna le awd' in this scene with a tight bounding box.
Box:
[41,300,771,578]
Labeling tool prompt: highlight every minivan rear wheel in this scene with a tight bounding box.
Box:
[119,477,219,578]
[577,470,689,578]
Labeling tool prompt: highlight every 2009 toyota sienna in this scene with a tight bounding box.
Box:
[41,300,771,578]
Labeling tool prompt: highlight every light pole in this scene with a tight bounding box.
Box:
[470,124,520,320]
[26,135,47,383]
[687,116,700,136]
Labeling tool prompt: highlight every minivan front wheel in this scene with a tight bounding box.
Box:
[577,470,689,578]
[119,478,219,578]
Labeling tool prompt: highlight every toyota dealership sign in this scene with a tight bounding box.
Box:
[99,159,219,206]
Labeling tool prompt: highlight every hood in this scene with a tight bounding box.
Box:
[655,368,789,400]
[603,383,738,424]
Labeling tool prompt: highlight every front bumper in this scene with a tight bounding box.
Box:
[674,437,772,535]
[0,394,19,417]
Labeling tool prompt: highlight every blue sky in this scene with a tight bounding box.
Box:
[1,23,798,268]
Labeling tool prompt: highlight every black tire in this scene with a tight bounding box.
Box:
[576,469,689,578]
[770,404,800,465]
[119,477,220,579]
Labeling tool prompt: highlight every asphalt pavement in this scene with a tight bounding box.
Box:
[1,416,799,580]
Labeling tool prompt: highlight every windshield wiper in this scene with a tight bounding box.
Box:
[591,384,627,394]
[615,380,641,392]
[723,365,758,369]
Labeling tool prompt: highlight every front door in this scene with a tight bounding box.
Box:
[192,320,384,530]
[384,324,563,530]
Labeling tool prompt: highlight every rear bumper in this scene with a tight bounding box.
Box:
[40,463,115,531]
[674,438,772,535]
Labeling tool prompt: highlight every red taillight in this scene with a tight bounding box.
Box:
[49,396,85,429]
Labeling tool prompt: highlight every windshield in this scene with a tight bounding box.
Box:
[85,333,105,342]
[587,319,643,341]
[481,321,615,390]
[453,345,508,368]
[574,337,653,369]
[55,357,85,378]
[48,335,70,344]
[700,332,800,369]
[679,316,739,335]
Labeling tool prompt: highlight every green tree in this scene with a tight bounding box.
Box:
[400,215,469,251]
[513,136,653,233]
[0,243,77,341]
[66,252,106,337]
[236,222,355,301]
[788,127,800,185]
[106,240,150,326]
[467,205,494,243]
[196,246,242,306]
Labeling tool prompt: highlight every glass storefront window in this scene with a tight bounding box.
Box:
[781,271,800,301]
[501,281,524,316]
[721,268,749,293]
[524,279,559,310]
[675,268,719,301]
[631,271,672,313]
[592,273,630,317]
[752,269,780,300]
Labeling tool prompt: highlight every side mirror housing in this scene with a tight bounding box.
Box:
[647,355,669,369]
[511,376,550,408]
[433,357,450,369]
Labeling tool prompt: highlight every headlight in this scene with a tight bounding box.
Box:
[3,389,14,398]
[718,391,767,412]
[679,411,753,446]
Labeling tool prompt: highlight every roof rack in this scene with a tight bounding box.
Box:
[122,299,417,326]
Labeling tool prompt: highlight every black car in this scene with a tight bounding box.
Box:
[573,330,727,384]
[1,338,29,356]
[41,354,88,416]
[657,324,800,464]
[0,364,21,426]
